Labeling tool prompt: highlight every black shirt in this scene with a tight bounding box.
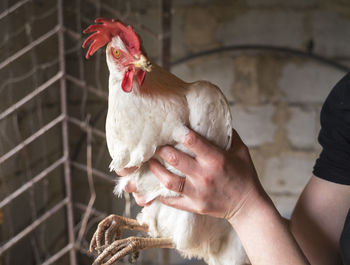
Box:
[313,73,350,264]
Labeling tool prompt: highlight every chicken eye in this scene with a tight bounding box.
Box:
[112,48,120,59]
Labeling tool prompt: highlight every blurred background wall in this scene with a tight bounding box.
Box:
[0,0,349,264]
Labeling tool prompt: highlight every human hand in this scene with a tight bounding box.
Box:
[114,167,148,206]
[148,129,262,221]
[140,129,309,264]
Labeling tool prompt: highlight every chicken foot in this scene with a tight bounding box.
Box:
[92,236,174,265]
[90,214,149,254]
[90,214,174,264]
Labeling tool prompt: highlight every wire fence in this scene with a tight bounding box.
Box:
[0,0,170,264]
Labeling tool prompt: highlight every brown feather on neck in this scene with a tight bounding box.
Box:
[139,64,189,98]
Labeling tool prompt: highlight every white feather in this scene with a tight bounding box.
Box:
[105,36,248,265]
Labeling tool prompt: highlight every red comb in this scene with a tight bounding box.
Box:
[82,18,141,59]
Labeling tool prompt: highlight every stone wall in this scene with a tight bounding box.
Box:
[166,0,349,218]
[138,1,349,263]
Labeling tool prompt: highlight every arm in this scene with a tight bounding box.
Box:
[288,73,350,264]
[291,176,350,265]
[147,129,309,265]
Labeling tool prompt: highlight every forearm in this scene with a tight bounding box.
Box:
[228,186,310,265]
[290,176,350,265]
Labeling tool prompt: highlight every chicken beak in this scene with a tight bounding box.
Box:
[131,54,152,72]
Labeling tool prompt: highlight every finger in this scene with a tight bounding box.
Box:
[116,166,137,177]
[124,181,137,193]
[132,193,151,207]
[149,159,189,194]
[183,129,222,163]
[156,145,197,176]
[157,196,195,213]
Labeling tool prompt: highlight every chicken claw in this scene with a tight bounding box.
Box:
[90,214,148,254]
[92,237,174,265]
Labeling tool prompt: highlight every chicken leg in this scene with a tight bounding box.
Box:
[92,236,174,265]
[90,214,174,265]
[90,214,148,252]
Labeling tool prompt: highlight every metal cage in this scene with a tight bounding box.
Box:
[0,0,171,264]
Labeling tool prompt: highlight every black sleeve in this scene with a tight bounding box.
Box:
[313,73,350,185]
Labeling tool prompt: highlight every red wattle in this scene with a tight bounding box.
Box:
[137,70,146,86]
[121,67,135,93]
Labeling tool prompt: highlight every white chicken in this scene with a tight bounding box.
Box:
[83,18,248,265]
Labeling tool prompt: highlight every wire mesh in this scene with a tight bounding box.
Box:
[0,0,169,264]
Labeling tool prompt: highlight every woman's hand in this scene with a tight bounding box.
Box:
[115,166,148,206]
[152,129,310,264]
[148,129,262,220]
[116,129,261,218]
[116,129,310,264]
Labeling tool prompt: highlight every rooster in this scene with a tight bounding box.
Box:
[82,18,248,265]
